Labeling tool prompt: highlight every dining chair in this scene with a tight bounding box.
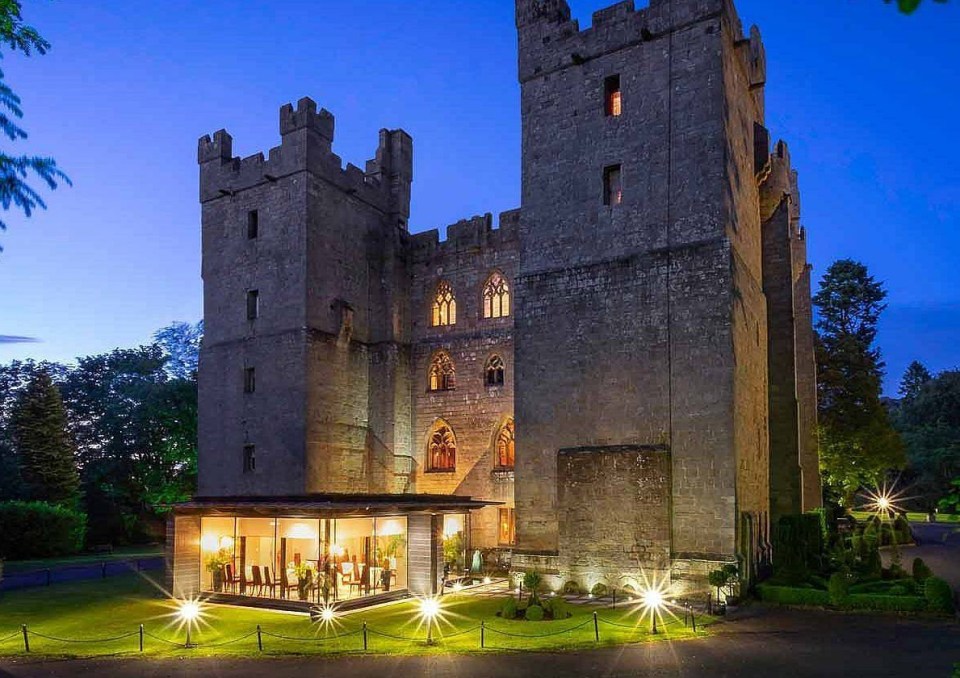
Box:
[251,565,264,596]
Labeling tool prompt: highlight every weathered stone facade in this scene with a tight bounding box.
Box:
[195,0,818,594]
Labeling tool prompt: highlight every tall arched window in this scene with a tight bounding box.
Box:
[495,418,515,470]
[432,281,457,326]
[485,354,505,387]
[482,272,511,319]
[428,352,456,391]
[428,421,457,472]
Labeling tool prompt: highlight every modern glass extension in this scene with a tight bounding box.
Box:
[169,495,490,609]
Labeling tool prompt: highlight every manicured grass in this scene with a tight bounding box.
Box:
[849,511,960,524]
[2,545,164,574]
[0,575,711,658]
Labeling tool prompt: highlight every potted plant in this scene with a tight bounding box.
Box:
[204,549,230,592]
[292,561,314,601]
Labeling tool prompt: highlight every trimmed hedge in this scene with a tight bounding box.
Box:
[525,604,545,621]
[0,501,87,559]
[845,594,927,612]
[924,577,955,614]
[757,584,829,606]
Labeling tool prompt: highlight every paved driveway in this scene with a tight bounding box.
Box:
[1,605,957,678]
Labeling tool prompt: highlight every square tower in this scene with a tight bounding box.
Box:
[512,0,773,591]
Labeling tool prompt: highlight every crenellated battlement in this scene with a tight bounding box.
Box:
[410,209,520,262]
[198,97,413,225]
[516,0,730,83]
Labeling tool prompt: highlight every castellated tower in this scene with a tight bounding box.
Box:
[511,0,817,591]
[197,98,415,498]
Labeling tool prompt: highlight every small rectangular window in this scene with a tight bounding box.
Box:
[243,445,256,473]
[605,75,622,117]
[247,210,259,239]
[498,508,516,546]
[246,290,259,320]
[603,164,623,206]
[243,367,256,394]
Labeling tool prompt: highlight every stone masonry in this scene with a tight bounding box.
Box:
[195,0,819,594]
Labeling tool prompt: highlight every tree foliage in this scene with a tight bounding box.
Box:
[814,260,904,503]
[899,361,932,402]
[0,0,69,245]
[0,322,200,545]
[9,367,80,506]
[886,0,949,13]
[894,368,960,509]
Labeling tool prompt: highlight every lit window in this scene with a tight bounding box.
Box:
[243,367,256,394]
[428,352,456,391]
[603,165,622,206]
[247,210,259,239]
[482,272,511,319]
[243,445,256,473]
[498,508,516,546]
[246,289,260,320]
[495,418,515,470]
[485,354,505,387]
[431,281,457,327]
[428,421,457,472]
[605,75,622,117]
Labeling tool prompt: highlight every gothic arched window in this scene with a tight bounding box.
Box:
[495,418,515,470]
[432,281,457,327]
[482,272,511,319]
[429,352,456,391]
[485,354,505,387]
[428,421,457,472]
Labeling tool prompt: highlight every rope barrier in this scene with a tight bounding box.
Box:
[484,618,593,639]
[435,624,481,639]
[142,630,187,647]
[191,630,259,648]
[27,630,140,644]
[260,629,362,643]
[0,631,23,643]
[365,628,422,642]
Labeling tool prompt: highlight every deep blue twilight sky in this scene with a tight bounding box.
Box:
[0,1,958,395]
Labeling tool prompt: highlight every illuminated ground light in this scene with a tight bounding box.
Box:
[861,481,910,520]
[311,601,342,634]
[171,598,206,647]
[632,573,677,635]
[419,596,442,645]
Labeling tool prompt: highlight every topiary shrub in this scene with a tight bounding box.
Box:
[525,604,545,621]
[845,594,927,612]
[562,580,582,595]
[0,501,87,559]
[757,584,829,606]
[590,582,608,597]
[828,571,851,606]
[500,597,518,620]
[912,557,933,583]
[924,577,955,614]
[523,570,543,605]
[548,596,569,619]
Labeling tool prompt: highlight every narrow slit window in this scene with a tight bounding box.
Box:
[247,210,259,239]
[603,165,623,206]
[246,290,260,320]
[243,445,256,474]
[605,75,622,117]
[244,367,256,394]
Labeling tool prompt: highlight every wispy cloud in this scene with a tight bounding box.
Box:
[0,335,40,344]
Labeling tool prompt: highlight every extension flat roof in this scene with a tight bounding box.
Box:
[172,493,500,517]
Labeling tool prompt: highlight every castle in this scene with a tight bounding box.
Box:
[168,0,820,605]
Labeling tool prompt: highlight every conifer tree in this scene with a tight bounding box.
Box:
[899,361,932,402]
[9,368,79,506]
[814,259,905,504]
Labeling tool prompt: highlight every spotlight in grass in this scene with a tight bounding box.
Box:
[419,596,442,645]
[862,481,908,521]
[176,599,203,647]
[634,574,674,635]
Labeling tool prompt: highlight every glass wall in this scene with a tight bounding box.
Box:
[442,513,467,576]
[198,514,407,604]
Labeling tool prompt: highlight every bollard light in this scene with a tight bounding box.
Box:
[420,596,441,645]
[639,584,668,635]
[177,599,202,647]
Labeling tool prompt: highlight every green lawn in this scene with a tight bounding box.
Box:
[2,545,164,575]
[849,511,960,524]
[0,575,710,658]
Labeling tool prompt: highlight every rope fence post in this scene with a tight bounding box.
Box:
[480,620,485,649]
[593,612,599,642]
[21,625,29,653]
[139,624,144,652]
[692,609,697,633]
[362,622,367,651]
[257,625,263,652]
